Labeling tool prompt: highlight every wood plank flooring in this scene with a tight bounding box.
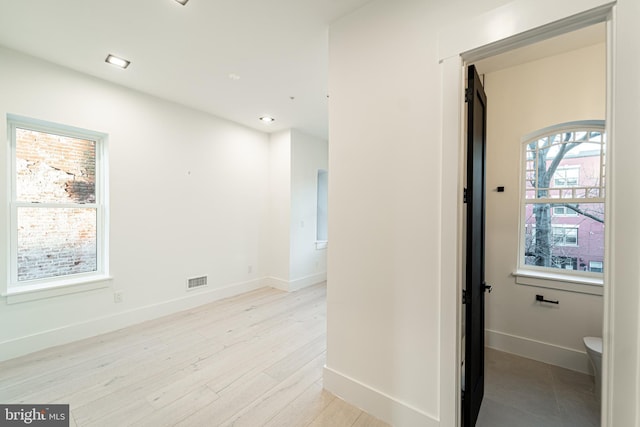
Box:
[0,283,388,427]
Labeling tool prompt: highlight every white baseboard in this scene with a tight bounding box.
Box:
[266,276,290,291]
[0,277,267,362]
[289,272,327,291]
[486,329,593,375]
[266,273,326,292]
[323,366,438,427]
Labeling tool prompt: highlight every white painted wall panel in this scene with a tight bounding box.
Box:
[268,130,292,284]
[326,0,507,422]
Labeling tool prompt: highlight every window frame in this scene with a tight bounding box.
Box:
[315,169,328,250]
[6,115,110,301]
[551,225,579,247]
[553,166,580,187]
[515,120,605,295]
[552,205,578,217]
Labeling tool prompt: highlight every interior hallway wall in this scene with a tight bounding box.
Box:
[484,43,606,373]
[326,0,512,424]
[268,130,293,285]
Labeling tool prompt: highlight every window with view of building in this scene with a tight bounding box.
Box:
[552,225,578,246]
[553,166,579,187]
[552,206,578,216]
[521,120,605,276]
[8,116,108,292]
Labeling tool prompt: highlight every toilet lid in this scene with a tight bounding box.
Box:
[584,336,602,353]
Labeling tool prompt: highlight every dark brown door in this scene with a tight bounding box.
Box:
[463,64,488,427]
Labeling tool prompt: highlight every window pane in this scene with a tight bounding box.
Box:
[16,128,96,204]
[589,261,603,272]
[17,207,97,281]
[524,202,604,272]
[589,132,602,142]
[525,130,605,202]
[316,170,328,241]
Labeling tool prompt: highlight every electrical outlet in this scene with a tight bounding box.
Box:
[114,291,124,303]
[248,265,253,274]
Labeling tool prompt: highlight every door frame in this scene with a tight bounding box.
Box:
[437,2,615,426]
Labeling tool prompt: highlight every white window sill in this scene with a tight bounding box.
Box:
[513,269,603,296]
[3,274,113,304]
[315,240,328,250]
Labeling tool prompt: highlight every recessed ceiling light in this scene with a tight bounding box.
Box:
[175,0,189,5]
[228,73,240,81]
[105,54,130,69]
[259,116,275,123]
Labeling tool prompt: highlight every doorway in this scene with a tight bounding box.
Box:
[458,18,609,427]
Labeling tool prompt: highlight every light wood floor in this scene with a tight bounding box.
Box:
[0,283,388,427]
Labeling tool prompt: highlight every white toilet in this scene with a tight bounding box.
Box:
[583,336,603,401]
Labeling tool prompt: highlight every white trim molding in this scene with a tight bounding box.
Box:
[486,329,593,375]
[267,273,327,292]
[514,270,604,296]
[438,0,615,61]
[439,52,466,427]
[323,366,438,427]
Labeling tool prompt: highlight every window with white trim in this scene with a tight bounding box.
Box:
[8,115,108,293]
[520,121,605,277]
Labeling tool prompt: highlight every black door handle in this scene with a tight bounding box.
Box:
[483,283,493,293]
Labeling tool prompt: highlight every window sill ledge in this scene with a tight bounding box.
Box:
[513,269,603,296]
[3,275,113,304]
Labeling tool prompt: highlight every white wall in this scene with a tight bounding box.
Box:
[0,46,271,360]
[484,43,606,373]
[290,129,328,288]
[327,0,640,426]
[326,1,513,424]
[268,130,292,285]
[267,129,328,291]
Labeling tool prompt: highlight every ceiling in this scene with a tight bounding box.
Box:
[473,22,606,75]
[0,0,374,140]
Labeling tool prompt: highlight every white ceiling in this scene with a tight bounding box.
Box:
[473,23,606,75]
[0,0,374,140]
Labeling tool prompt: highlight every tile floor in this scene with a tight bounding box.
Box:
[476,348,601,427]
